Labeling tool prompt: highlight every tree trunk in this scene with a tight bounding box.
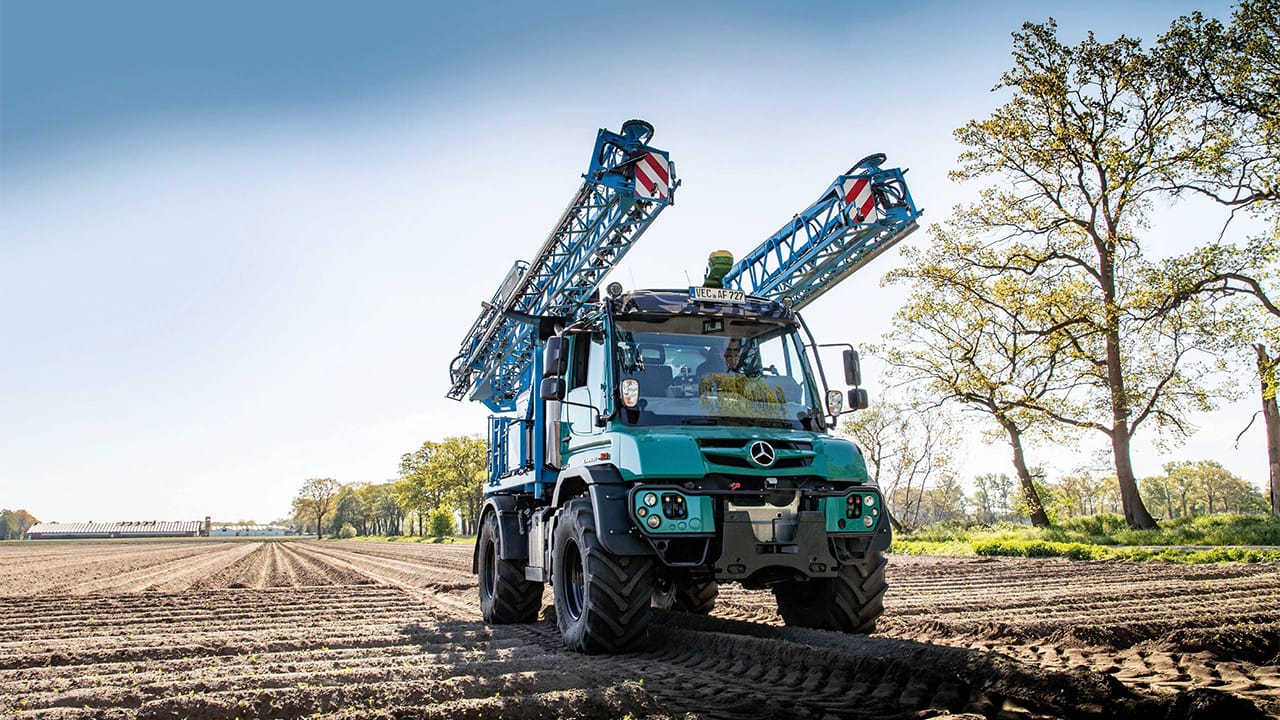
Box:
[999,417,1050,527]
[1256,344,1280,516]
[1096,241,1157,530]
[1112,430,1157,528]
[886,507,906,533]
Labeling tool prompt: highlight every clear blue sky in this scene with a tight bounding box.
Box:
[1,0,1255,523]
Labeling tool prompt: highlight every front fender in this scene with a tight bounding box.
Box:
[554,465,651,557]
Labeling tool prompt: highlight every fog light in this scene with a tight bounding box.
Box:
[637,507,647,517]
[621,379,639,408]
[643,492,658,507]
[646,514,662,529]
[863,515,874,527]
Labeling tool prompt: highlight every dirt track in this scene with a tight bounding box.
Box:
[1,539,1276,719]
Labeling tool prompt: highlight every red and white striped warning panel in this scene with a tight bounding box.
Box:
[841,176,877,222]
[634,152,671,201]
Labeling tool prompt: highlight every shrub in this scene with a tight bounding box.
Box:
[1057,513,1127,542]
[338,524,357,539]
[428,507,455,540]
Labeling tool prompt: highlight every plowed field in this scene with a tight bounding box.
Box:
[1,539,1276,719]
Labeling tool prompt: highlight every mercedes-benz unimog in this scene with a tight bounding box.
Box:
[447,119,920,653]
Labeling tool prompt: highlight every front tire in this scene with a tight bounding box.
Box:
[773,550,886,633]
[478,511,541,624]
[552,498,654,653]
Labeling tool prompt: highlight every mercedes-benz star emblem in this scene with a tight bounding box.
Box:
[749,440,776,467]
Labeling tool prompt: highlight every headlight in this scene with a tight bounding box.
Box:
[621,379,639,408]
[643,492,658,507]
[865,495,875,507]
[646,514,662,528]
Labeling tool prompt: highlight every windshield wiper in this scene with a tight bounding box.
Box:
[681,416,795,429]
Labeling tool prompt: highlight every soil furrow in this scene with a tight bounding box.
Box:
[4,539,1275,719]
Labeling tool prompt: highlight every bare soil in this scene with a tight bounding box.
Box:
[1,539,1276,719]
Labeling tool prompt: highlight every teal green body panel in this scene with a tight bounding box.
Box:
[630,490,715,534]
[821,491,884,533]
[566,426,870,482]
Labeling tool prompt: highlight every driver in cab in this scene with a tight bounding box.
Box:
[698,337,762,389]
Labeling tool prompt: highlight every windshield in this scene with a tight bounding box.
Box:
[614,317,822,430]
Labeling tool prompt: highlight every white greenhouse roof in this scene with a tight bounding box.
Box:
[27,521,204,535]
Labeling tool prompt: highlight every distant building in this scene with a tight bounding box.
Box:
[208,524,296,537]
[25,520,205,539]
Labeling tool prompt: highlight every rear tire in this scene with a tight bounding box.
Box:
[653,574,718,614]
[553,498,654,653]
[773,550,886,633]
[477,511,541,624]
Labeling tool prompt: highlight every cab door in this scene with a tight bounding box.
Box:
[562,332,609,453]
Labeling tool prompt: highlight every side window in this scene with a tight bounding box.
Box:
[567,335,590,389]
[585,333,606,397]
[563,332,607,436]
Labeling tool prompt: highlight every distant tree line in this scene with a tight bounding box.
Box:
[288,435,486,539]
[0,509,39,540]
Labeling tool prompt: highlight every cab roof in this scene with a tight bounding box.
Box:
[608,289,797,324]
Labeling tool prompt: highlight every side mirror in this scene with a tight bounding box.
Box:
[541,376,566,401]
[848,388,869,411]
[843,349,862,387]
[826,390,844,416]
[543,336,569,377]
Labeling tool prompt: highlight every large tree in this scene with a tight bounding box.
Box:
[1159,0,1280,513]
[293,478,341,540]
[881,234,1077,526]
[430,435,487,536]
[940,19,1255,528]
[397,441,443,536]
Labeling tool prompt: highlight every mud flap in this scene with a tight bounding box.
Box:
[473,495,527,574]
[587,483,650,556]
[868,507,892,553]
